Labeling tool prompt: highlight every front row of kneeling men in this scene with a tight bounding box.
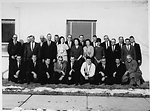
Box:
[12,54,143,86]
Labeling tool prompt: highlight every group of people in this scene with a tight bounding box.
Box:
[7,33,144,86]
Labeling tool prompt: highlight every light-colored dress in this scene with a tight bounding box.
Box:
[83,46,94,58]
[57,43,69,61]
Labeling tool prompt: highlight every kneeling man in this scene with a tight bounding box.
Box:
[80,56,96,85]
[54,56,67,84]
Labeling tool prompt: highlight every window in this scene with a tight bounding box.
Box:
[2,19,15,43]
[66,20,97,39]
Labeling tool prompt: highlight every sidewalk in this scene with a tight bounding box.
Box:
[2,94,150,111]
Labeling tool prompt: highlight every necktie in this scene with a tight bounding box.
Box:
[127,45,130,51]
[18,62,20,68]
[31,42,33,51]
[106,42,108,49]
[103,65,105,69]
[34,62,36,67]
[112,46,114,51]
[60,64,63,69]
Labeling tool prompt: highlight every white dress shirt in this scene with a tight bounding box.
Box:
[80,62,96,77]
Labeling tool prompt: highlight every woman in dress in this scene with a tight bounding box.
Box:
[57,36,69,61]
[83,39,94,60]
[94,38,105,66]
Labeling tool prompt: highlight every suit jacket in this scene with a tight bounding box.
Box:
[27,60,41,76]
[133,43,142,64]
[13,60,26,79]
[66,61,79,76]
[113,63,126,79]
[24,42,40,60]
[101,41,111,59]
[54,61,67,74]
[101,41,111,51]
[92,42,97,47]
[116,43,125,50]
[79,40,86,47]
[65,40,74,49]
[121,45,136,62]
[41,41,57,60]
[107,44,121,62]
[96,63,112,77]
[8,41,22,59]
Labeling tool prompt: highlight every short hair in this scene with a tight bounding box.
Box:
[96,38,101,43]
[111,38,116,41]
[129,36,134,39]
[55,34,59,37]
[67,34,72,37]
[119,36,124,39]
[125,38,130,41]
[47,33,51,36]
[93,35,97,38]
[104,35,108,37]
[29,35,35,39]
[12,34,18,38]
[79,35,84,38]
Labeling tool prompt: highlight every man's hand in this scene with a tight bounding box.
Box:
[42,59,45,63]
[46,72,50,79]
[32,71,37,79]
[113,72,116,77]
[68,77,71,80]
[59,75,64,81]
[69,69,74,75]
[14,70,20,78]
[11,56,15,59]
[53,59,56,63]
[99,71,105,77]
[124,71,129,76]
[101,77,105,81]
[61,71,65,75]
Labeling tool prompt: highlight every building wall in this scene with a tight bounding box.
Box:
[2,1,149,81]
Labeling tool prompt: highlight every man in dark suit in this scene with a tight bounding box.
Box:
[54,34,59,45]
[116,36,125,58]
[66,56,79,85]
[121,38,136,63]
[8,34,22,82]
[40,58,54,84]
[95,57,113,85]
[101,35,111,62]
[129,36,142,66]
[65,34,74,62]
[92,35,97,47]
[39,35,46,61]
[13,56,26,83]
[24,35,40,61]
[107,38,121,67]
[79,35,85,47]
[53,56,67,84]
[112,58,126,84]
[26,55,41,84]
[41,33,57,63]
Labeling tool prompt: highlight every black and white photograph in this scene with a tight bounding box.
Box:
[1,0,150,110]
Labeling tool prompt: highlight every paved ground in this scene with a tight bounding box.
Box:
[2,94,150,111]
